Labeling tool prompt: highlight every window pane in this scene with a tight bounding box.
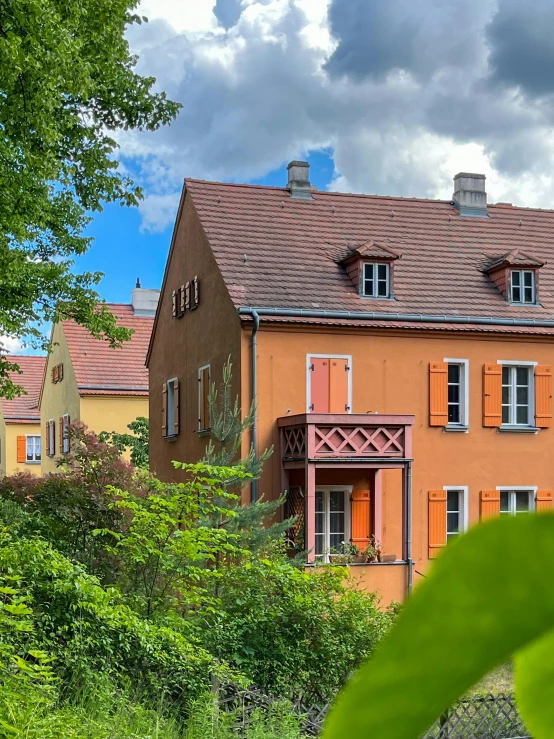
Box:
[315,491,324,512]
[448,405,460,423]
[500,491,510,512]
[448,365,460,383]
[377,264,387,280]
[329,490,344,512]
[315,534,324,556]
[26,438,33,461]
[524,287,534,303]
[511,271,521,286]
[448,385,460,403]
[329,534,344,551]
[447,512,460,534]
[515,491,530,513]
[516,405,528,424]
[35,437,41,461]
[329,512,345,535]
[315,512,325,536]
[512,286,521,302]
[502,384,510,404]
[516,385,528,405]
[447,491,460,512]
[523,271,533,287]
[502,366,510,384]
[516,367,528,385]
[502,405,510,424]
[377,280,388,297]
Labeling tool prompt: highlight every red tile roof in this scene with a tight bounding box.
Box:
[185,179,554,333]
[1,355,46,424]
[63,304,153,396]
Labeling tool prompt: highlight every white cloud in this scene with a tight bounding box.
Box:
[122,0,554,233]
[1,336,22,354]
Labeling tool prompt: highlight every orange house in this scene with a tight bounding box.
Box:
[147,165,554,604]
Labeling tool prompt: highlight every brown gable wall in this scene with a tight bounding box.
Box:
[148,191,242,481]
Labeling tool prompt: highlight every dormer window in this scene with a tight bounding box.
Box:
[363,262,390,298]
[510,270,535,304]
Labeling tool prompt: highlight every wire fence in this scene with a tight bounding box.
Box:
[218,685,530,738]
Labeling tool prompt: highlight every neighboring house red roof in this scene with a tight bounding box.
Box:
[185,179,554,333]
[1,355,46,424]
[62,304,153,396]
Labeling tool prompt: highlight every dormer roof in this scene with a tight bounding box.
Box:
[343,239,402,264]
[485,249,545,273]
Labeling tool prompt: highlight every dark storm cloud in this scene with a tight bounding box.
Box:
[487,0,554,97]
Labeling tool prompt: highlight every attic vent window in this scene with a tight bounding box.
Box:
[510,270,535,304]
[363,262,390,298]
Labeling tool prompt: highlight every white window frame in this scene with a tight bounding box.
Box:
[198,364,211,431]
[510,270,535,304]
[496,486,537,515]
[166,377,178,437]
[443,486,469,540]
[314,485,353,564]
[362,262,390,299]
[306,354,353,414]
[25,434,41,464]
[48,419,55,457]
[62,414,70,454]
[444,358,469,428]
[498,360,537,428]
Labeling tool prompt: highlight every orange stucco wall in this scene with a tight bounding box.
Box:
[245,323,554,589]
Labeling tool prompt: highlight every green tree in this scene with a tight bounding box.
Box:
[100,417,149,469]
[202,360,294,553]
[0,0,180,396]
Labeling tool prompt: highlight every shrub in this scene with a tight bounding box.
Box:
[199,548,395,703]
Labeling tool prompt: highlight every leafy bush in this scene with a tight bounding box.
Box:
[200,549,395,703]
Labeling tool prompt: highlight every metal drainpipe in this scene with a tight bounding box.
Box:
[406,460,413,596]
[250,309,260,503]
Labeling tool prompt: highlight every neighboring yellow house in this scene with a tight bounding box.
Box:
[39,286,158,472]
[0,355,46,476]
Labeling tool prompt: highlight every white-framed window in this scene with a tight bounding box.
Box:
[497,487,536,516]
[362,262,390,298]
[501,364,534,426]
[315,486,352,563]
[26,435,41,463]
[198,364,211,431]
[48,419,55,457]
[62,414,70,454]
[510,270,535,304]
[444,359,469,427]
[444,486,468,541]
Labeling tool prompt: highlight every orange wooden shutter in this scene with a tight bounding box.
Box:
[173,379,180,436]
[428,490,447,558]
[310,359,330,413]
[535,365,552,428]
[16,436,26,463]
[536,490,553,511]
[351,490,370,549]
[483,364,502,427]
[329,358,349,413]
[162,383,168,436]
[429,362,448,426]
[480,490,500,519]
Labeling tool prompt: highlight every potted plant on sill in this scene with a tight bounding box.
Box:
[364,536,383,563]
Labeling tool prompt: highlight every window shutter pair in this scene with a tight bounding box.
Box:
[351,490,371,550]
[310,358,350,413]
[483,364,552,428]
[17,436,26,463]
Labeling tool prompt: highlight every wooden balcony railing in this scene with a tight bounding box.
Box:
[278,413,414,461]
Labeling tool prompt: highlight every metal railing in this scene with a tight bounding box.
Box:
[218,686,529,738]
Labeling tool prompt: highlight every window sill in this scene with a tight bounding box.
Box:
[498,425,540,434]
[196,428,211,437]
[444,424,469,433]
[163,434,179,442]
[359,295,396,302]
[25,461,41,465]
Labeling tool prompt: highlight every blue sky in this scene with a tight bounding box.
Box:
[80,149,335,304]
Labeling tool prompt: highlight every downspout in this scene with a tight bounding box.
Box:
[250,309,260,503]
[406,460,413,596]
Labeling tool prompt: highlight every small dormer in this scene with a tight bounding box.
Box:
[485,249,544,305]
[342,240,401,300]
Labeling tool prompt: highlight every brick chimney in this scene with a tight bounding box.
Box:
[453,173,488,217]
[287,160,313,200]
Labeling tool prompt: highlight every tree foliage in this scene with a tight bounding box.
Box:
[99,417,149,469]
[323,513,554,739]
[0,0,180,394]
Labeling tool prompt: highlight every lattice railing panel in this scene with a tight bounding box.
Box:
[283,426,306,458]
[284,485,305,549]
[421,694,530,739]
[313,425,405,457]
